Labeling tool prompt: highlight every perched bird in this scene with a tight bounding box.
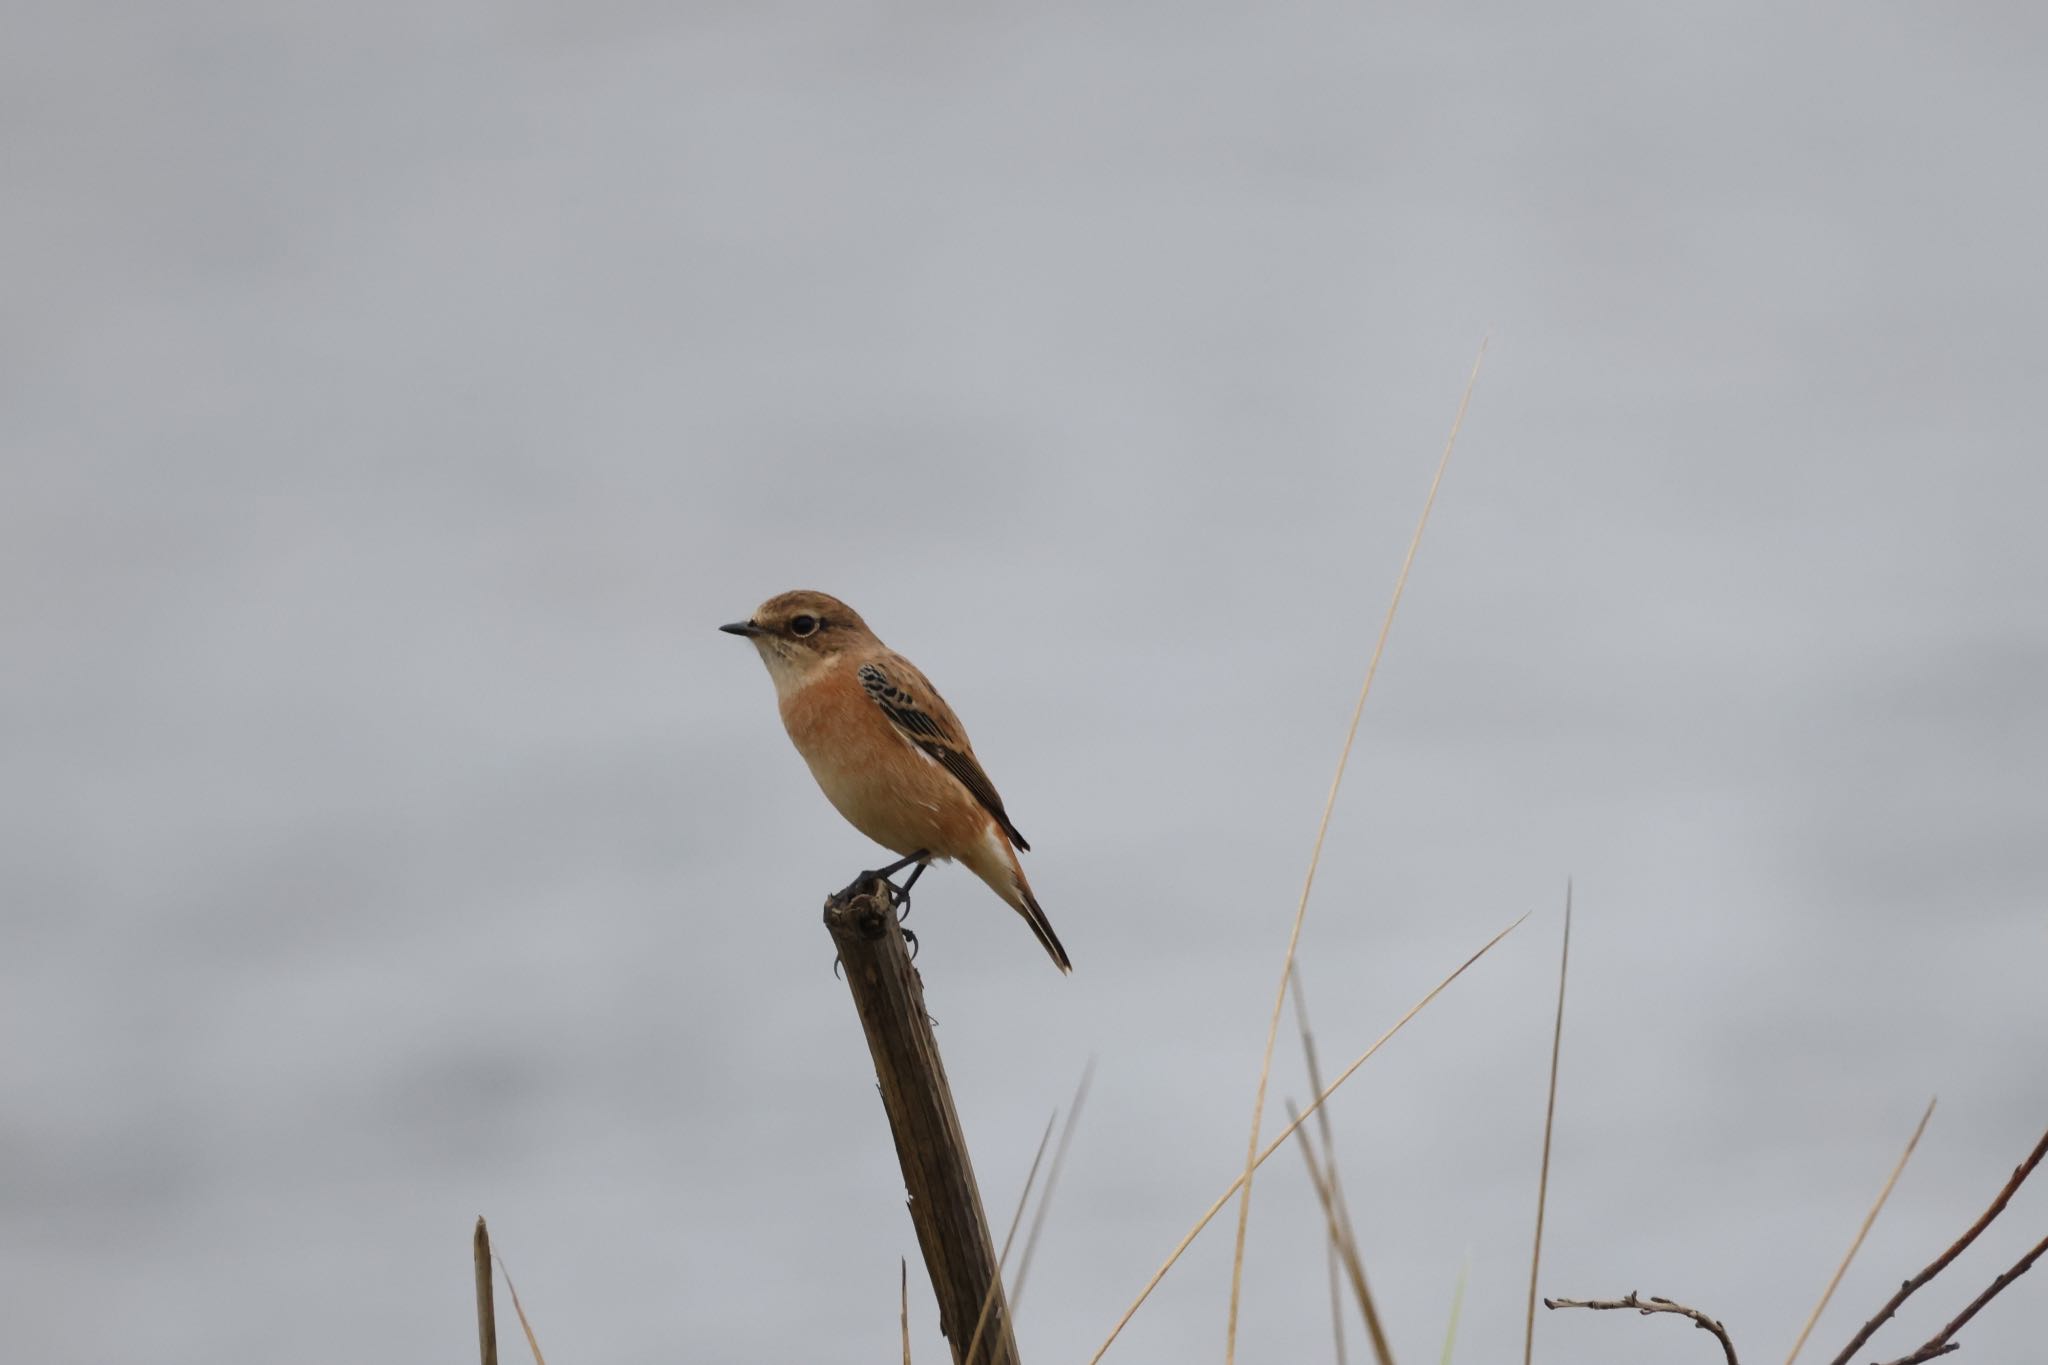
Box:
[721,590,1070,972]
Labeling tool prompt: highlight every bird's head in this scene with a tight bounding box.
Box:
[721,590,873,691]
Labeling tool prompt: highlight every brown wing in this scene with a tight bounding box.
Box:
[857,659,1030,851]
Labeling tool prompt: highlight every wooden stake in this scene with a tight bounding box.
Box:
[826,883,1022,1365]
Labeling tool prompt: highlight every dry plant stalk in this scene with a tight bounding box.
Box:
[1090,910,1527,1364]
[1523,885,1572,1365]
[1785,1097,1937,1365]
[1290,965,1393,1365]
[1288,1099,1389,1365]
[1545,1292,1738,1365]
[491,1251,549,1365]
[474,1216,498,1365]
[1011,1062,1095,1319]
[1223,336,1488,1364]
[1326,1232,1349,1365]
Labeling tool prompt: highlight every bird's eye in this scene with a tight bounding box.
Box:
[789,615,819,637]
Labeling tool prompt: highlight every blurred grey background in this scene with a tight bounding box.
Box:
[4,3,2045,1362]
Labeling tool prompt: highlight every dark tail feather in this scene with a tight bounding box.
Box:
[1016,884,1072,974]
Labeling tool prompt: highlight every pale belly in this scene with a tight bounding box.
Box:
[802,744,961,856]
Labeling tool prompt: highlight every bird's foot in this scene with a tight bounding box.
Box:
[832,870,904,907]
[831,850,930,913]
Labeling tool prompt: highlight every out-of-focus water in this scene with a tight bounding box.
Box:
[4,4,2045,1361]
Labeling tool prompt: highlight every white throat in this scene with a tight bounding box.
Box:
[752,638,832,702]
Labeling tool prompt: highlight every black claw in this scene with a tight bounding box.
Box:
[903,927,920,961]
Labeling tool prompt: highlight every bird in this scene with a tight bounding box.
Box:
[721,590,1071,972]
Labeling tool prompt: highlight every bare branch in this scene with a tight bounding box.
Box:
[1829,1124,2048,1365]
[1871,1230,2048,1365]
[1545,1292,1739,1365]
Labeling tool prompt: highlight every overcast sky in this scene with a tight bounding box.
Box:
[5,3,2046,1363]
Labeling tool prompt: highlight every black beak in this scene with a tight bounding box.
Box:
[720,620,764,637]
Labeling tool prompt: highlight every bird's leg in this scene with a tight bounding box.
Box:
[871,850,927,882]
[834,849,931,906]
[894,859,929,924]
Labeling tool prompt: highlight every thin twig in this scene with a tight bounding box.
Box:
[1222,336,1488,1364]
[491,1253,548,1365]
[1011,1059,1095,1319]
[1786,1098,1938,1365]
[902,1258,912,1365]
[1291,964,1394,1365]
[963,1110,1059,1365]
[1827,1124,2048,1365]
[1089,910,1528,1364]
[1871,1230,2048,1365]
[1523,882,1572,1365]
[1545,1292,1739,1365]
[474,1217,498,1365]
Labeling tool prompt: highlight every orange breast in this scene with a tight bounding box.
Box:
[778,661,993,859]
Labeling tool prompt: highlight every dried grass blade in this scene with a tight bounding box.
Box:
[1224,335,1489,1363]
[1522,882,1572,1365]
[1440,1257,1470,1365]
[1292,965,1393,1365]
[1011,1059,1096,1318]
[1090,909,1527,1364]
[1327,1232,1350,1365]
[1785,1096,1938,1365]
[490,1251,548,1365]
[964,1110,1059,1365]
[1290,1099,1388,1365]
